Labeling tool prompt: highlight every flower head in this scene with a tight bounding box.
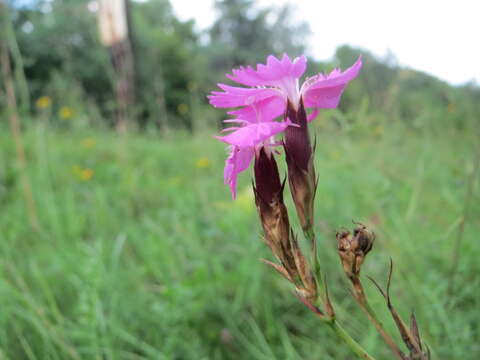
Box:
[36,96,52,109]
[59,106,73,119]
[209,54,362,117]
[210,53,362,197]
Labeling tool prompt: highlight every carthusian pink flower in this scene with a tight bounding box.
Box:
[209,54,362,198]
[209,54,362,116]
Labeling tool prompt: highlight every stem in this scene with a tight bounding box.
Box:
[448,143,480,297]
[328,319,377,360]
[0,9,40,232]
[303,227,324,305]
[2,3,30,114]
[303,227,321,279]
[351,277,405,359]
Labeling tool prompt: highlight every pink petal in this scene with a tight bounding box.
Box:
[208,85,279,108]
[216,120,292,148]
[224,146,255,199]
[226,54,307,87]
[227,97,285,123]
[225,66,261,87]
[301,56,362,109]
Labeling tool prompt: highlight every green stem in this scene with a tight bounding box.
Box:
[303,227,324,306]
[328,320,377,360]
[351,278,404,359]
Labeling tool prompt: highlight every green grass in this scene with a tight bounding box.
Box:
[0,119,478,359]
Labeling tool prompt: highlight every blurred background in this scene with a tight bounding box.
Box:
[0,0,479,359]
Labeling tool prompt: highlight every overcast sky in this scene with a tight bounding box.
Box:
[171,0,480,85]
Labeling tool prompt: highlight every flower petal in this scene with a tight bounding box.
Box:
[208,84,279,108]
[227,97,285,123]
[224,146,255,199]
[301,56,362,109]
[216,120,292,148]
[226,54,307,87]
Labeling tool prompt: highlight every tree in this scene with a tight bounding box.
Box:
[209,0,311,71]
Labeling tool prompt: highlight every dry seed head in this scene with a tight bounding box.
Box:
[337,223,375,278]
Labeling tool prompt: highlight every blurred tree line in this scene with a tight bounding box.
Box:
[2,0,479,132]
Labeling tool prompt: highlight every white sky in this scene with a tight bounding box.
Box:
[171,0,480,85]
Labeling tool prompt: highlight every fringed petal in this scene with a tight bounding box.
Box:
[301,56,362,109]
[216,120,292,148]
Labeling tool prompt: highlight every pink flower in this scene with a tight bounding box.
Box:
[210,54,362,198]
[209,54,362,119]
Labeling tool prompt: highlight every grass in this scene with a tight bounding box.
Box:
[0,118,478,359]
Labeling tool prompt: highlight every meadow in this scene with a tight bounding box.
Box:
[0,114,478,360]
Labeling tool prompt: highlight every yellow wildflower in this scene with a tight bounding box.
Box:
[72,165,94,181]
[82,137,96,149]
[59,106,73,119]
[36,96,51,109]
[177,103,189,115]
[195,157,210,169]
[79,168,94,181]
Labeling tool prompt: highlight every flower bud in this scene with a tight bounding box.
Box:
[253,147,297,277]
[337,223,374,279]
[254,147,318,303]
[283,98,316,233]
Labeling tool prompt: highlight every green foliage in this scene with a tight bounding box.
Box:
[209,0,310,68]
[12,0,113,113]
[131,0,203,130]
[333,45,480,130]
[0,118,478,359]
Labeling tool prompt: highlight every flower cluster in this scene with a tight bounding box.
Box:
[209,54,362,198]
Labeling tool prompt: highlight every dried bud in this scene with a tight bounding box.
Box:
[283,98,317,233]
[337,223,374,278]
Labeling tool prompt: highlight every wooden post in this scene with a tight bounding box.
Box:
[98,0,135,132]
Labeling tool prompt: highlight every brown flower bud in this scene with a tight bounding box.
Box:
[283,98,317,233]
[337,223,374,279]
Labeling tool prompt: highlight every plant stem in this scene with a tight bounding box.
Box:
[351,277,405,359]
[328,319,377,360]
[0,9,40,232]
[448,142,480,297]
[303,226,326,310]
